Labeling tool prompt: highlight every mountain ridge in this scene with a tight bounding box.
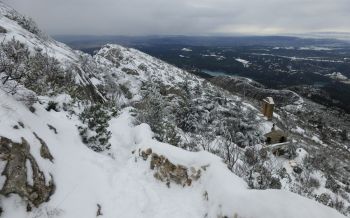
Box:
[0,2,349,218]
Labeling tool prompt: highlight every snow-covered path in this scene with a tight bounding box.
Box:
[0,93,207,218]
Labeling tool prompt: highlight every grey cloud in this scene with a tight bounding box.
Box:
[2,0,350,35]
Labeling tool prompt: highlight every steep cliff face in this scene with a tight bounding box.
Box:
[0,2,348,218]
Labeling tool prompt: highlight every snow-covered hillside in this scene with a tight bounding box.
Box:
[0,91,345,218]
[0,3,77,63]
[0,2,348,218]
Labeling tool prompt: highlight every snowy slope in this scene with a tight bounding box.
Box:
[0,2,348,218]
[0,2,77,63]
[0,90,345,218]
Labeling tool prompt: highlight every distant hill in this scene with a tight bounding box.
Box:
[54,34,350,49]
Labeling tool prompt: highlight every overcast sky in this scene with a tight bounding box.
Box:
[3,0,350,36]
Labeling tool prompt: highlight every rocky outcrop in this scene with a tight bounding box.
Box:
[102,45,123,68]
[139,148,203,187]
[0,136,55,207]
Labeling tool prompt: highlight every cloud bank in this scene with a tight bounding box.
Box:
[3,0,350,35]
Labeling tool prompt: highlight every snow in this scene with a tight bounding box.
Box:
[252,53,345,63]
[264,96,275,104]
[273,112,281,120]
[0,89,346,218]
[202,69,231,77]
[273,46,334,51]
[90,77,102,85]
[325,72,348,81]
[96,44,191,88]
[273,46,295,50]
[181,48,192,52]
[0,159,6,188]
[259,120,274,134]
[295,148,308,163]
[312,135,323,144]
[292,126,306,135]
[298,46,333,51]
[235,58,250,67]
[26,159,34,186]
[202,53,226,60]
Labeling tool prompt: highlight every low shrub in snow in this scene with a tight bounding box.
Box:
[0,38,75,95]
[4,11,42,37]
[78,103,117,152]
